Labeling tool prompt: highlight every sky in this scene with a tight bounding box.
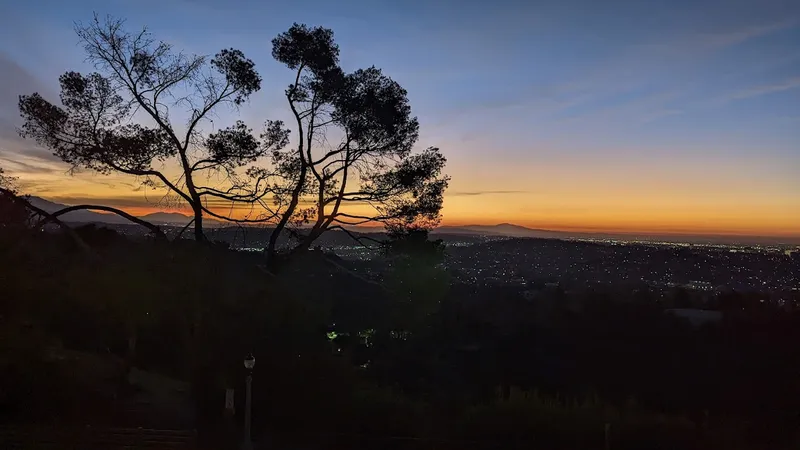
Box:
[0,0,798,237]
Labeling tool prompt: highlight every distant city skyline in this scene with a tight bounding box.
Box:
[1,0,798,237]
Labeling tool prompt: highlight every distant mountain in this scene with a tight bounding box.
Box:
[28,196,131,224]
[139,212,197,226]
[433,223,574,239]
[27,197,799,245]
[431,223,800,246]
[27,196,221,227]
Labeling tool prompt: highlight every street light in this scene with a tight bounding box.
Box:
[243,353,255,450]
[244,353,255,371]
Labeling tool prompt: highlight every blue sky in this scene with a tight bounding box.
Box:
[0,0,798,235]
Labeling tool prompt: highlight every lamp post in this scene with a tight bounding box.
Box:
[243,353,255,450]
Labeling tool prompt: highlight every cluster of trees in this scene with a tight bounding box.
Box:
[15,15,448,257]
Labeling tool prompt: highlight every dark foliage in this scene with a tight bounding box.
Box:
[16,17,448,251]
[17,15,279,242]
[0,169,30,230]
[262,23,449,258]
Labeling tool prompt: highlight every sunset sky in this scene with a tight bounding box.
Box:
[0,0,798,237]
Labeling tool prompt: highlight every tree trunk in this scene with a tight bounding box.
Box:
[266,163,307,261]
[265,233,279,263]
[298,228,323,252]
[193,205,204,242]
[288,243,311,259]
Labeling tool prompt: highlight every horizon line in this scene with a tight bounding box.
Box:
[31,196,799,240]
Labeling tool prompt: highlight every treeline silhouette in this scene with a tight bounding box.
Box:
[1,219,799,450]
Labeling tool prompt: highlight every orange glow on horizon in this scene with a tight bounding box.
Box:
[77,203,799,238]
[11,152,799,239]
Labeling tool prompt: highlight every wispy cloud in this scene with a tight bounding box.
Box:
[550,88,688,128]
[692,21,797,51]
[727,76,800,100]
[434,21,797,134]
[448,190,528,197]
[0,157,60,175]
[0,146,65,174]
[0,52,55,120]
[627,20,798,59]
[542,20,798,119]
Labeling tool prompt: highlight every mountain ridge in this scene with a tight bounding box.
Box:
[27,196,222,226]
[24,196,799,245]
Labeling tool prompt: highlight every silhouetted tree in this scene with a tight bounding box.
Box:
[0,168,29,229]
[261,24,449,258]
[0,167,15,189]
[17,15,287,242]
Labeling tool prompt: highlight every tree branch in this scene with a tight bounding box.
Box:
[331,217,376,226]
[37,204,166,239]
[267,65,308,257]
[107,162,195,206]
[328,225,383,248]
[174,218,195,240]
[200,204,279,224]
[183,80,232,152]
[0,188,97,259]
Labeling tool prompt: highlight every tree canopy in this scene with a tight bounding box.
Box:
[17,15,282,242]
[17,18,449,254]
[261,23,449,257]
[0,168,29,230]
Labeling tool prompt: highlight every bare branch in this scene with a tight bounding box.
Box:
[200,204,279,224]
[0,188,97,259]
[264,25,448,258]
[174,218,195,240]
[328,225,383,248]
[18,15,268,242]
[37,204,166,239]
